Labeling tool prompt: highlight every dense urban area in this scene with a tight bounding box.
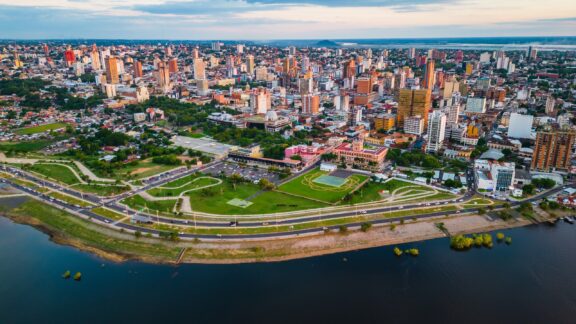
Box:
[1,40,575,262]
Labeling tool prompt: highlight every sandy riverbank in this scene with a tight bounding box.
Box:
[0,195,536,265]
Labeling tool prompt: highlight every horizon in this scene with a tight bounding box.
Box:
[0,0,575,39]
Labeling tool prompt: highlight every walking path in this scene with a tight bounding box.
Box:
[72,161,115,183]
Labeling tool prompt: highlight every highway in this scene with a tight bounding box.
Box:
[1,164,569,241]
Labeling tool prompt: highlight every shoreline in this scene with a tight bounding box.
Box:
[0,198,538,265]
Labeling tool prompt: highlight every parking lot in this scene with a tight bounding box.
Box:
[203,161,280,184]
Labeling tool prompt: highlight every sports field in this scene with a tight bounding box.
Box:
[277,168,368,204]
[15,123,68,135]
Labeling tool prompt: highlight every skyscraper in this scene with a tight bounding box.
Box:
[168,58,178,74]
[90,45,101,70]
[302,94,320,115]
[246,55,255,76]
[426,111,447,153]
[422,59,435,89]
[64,48,75,67]
[156,61,170,91]
[531,130,576,172]
[397,88,432,130]
[105,56,119,84]
[134,60,143,78]
[193,59,205,80]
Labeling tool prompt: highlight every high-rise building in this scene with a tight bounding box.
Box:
[134,60,143,78]
[105,56,119,84]
[156,61,171,91]
[356,77,373,95]
[545,95,556,116]
[426,111,447,153]
[374,114,396,131]
[246,55,255,76]
[422,59,435,89]
[193,59,205,80]
[397,88,431,130]
[465,97,486,113]
[192,47,199,59]
[90,46,101,70]
[168,58,178,74]
[404,115,425,135]
[64,48,75,67]
[302,94,320,115]
[250,88,272,114]
[531,130,576,172]
[508,113,534,139]
[528,46,538,62]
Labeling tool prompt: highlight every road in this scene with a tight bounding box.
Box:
[0,164,569,241]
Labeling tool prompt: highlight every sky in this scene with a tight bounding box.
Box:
[0,0,575,40]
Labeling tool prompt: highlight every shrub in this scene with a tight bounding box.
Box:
[360,223,372,232]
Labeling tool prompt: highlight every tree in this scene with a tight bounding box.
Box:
[360,223,372,232]
[229,173,244,191]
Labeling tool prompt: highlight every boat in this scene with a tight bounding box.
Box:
[564,216,574,224]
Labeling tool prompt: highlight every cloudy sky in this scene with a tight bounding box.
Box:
[0,0,575,39]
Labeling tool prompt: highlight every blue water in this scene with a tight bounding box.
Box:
[0,216,575,323]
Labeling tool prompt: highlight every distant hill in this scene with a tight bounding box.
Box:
[315,40,339,47]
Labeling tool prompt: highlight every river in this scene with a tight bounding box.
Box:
[0,216,575,323]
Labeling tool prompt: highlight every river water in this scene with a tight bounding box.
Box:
[0,216,575,323]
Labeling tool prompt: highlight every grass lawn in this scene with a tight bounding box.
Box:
[15,123,68,135]
[113,160,180,180]
[121,195,178,214]
[48,191,94,207]
[0,140,56,152]
[347,179,439,205]
[92,207,127,221]
[185,180,261,215]
[278,168,368,204]
[73,184,130,196]
[147,176,220,197]
[5,199,181,260]
[29,164,80,185]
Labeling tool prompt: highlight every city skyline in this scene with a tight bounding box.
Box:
[0,0,575,40]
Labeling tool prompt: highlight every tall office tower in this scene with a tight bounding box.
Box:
[397,88,432,130]
[250,88,271,114]
[105,56,119,84]
[394,70,406,89]
[528,46,538,62]
[165,46,172,57]
[444,101,461,125]
[288,46,296,56]
[407,48,416,59]
[192,47,199,59]
[193,59,205,80]
[422,59,435,89]
[302,94,320,115]
[301,56,310,74]
[99,48,110,69]
[90,49,101,70]
[211,42,221,51]
[341,94,350,112]
[156,61,171,90]
[134,60,143,78]
[168,58,178,73]
[236,44,244,54]
[426,111,447,153]
[531,130,576,172]
[246,55,255,75]
[43,43,49,57]
[545,95,556,116]
[443,80,459,98]
[343,59,356,79]
[356,77,373,94]
[64,48,75,67]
